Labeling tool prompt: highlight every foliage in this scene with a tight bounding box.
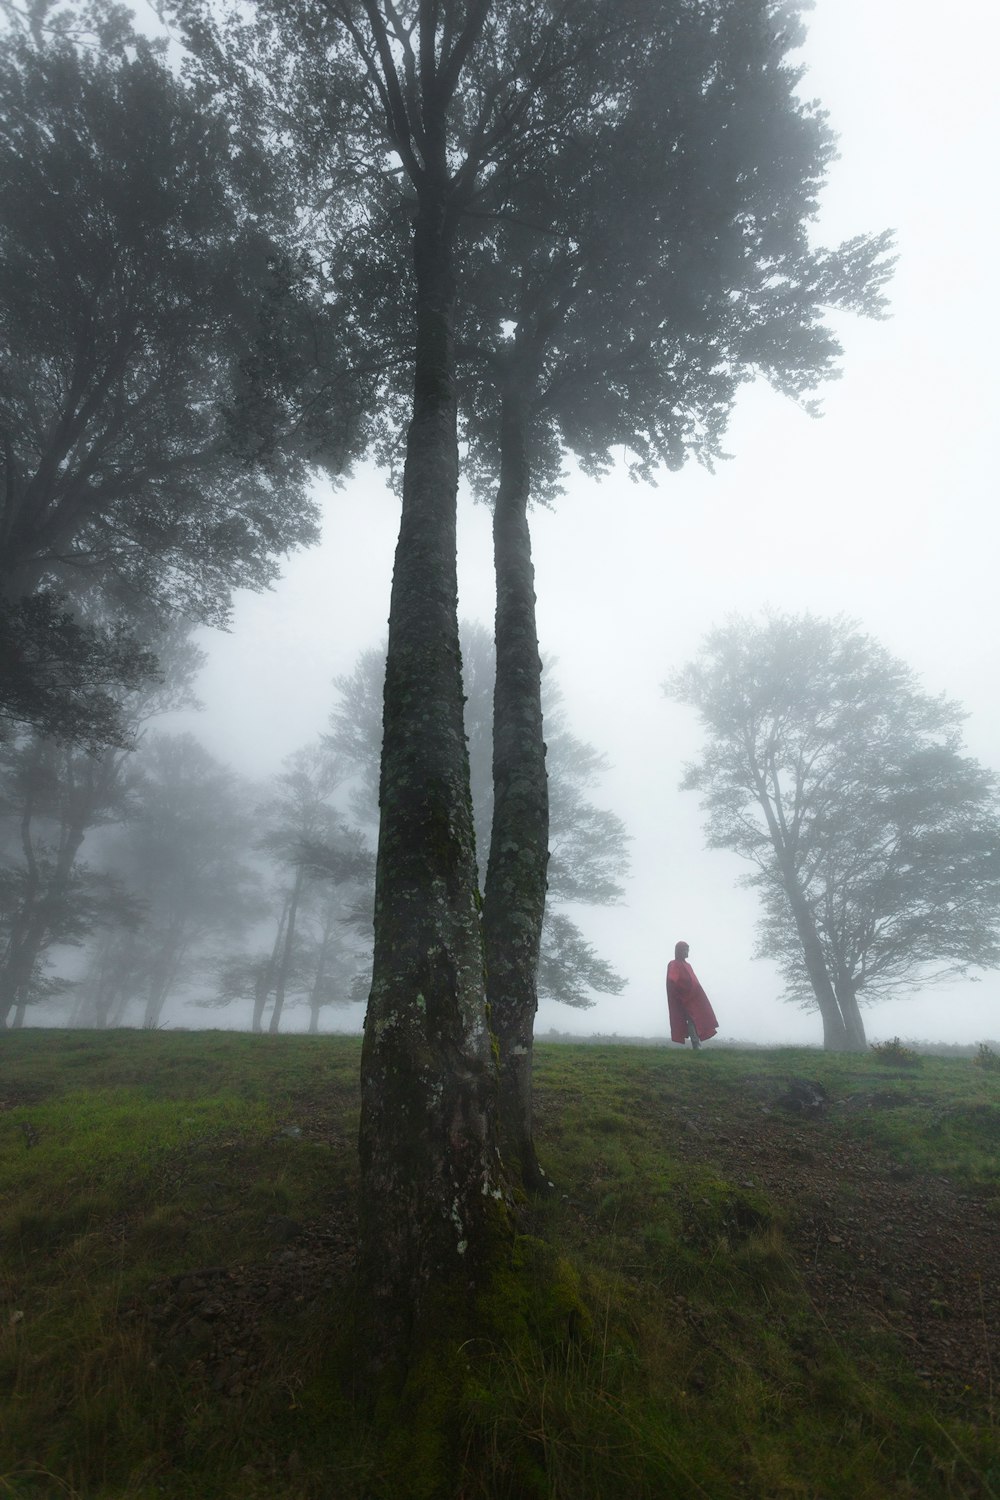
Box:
[869,1036,922,1069]
[0,593,158,751]
[972,1043,1000,1074]
[667,613,1000,1050]
[457,0,895,507]
[103,732,264,1028]
[0,630,207,1029]
[326,623,629,1007]
[0,18,371,745]
[247,742,373,1032]
[0,1030,997,1497]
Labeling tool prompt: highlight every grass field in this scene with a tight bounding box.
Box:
[1,1030,997,1498]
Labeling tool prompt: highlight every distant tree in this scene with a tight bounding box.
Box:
[253,743,371,1033]
[326,622,629,1004]
[0,629,201,1028]
[0,21,370,745]
[666,614,1000,1050]
[113,734,263,1029]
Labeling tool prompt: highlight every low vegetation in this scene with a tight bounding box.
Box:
[1,1030,997,1498]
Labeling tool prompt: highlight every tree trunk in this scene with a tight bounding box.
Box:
[358,178,505,1370]
[0,908,49,1029]
[834,978,868,1050]
[1,800,85,1029]
[757,796,850,1051]
[253,894,290,1033]
[779,877,850,1050]
[142,932,185,1029]
[308,909,336,1035]
[269,864,304,1034]
[483,381,551,1193]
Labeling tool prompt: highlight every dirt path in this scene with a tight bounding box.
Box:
[663,1080,999,1413]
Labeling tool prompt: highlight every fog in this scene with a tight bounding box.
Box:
[154,0,1000,1046]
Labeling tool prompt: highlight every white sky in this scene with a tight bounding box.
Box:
[173,0,1000,1046]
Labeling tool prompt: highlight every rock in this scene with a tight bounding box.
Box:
[774,1079,830,1117]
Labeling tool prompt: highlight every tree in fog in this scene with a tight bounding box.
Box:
[667,614,1000,1050]
[451,0,892,1181]
[104,734,263,1029]
[192,0,619,1355]
[180,0,894,1364]
[0,17,370,747]
[0,730,142,1027]
[0,630,201,1028]
[326,622,629,1002]
[251,743,371,1034]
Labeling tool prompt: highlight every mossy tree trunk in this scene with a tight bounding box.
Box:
[358,163,505,1370]
[483,379,551,1192]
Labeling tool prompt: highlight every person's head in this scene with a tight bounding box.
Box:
[674,940,689,961]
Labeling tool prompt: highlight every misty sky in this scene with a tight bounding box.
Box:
[167,0,1000,1046]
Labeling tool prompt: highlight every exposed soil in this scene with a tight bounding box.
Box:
[662,1073,999,1415]
[129,1072,998,1419]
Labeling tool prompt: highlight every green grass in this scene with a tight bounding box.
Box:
[0,1030,997,1498]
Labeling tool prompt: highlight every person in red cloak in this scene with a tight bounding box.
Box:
[666,940,718,1048]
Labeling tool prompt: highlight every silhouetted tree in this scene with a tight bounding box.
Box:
[253,743,370,1032]
[0,19,370,745]
[117,734,263,1028]
[176,0,894,1370]
[0,630,201,1027]
[667,614,1000,1050]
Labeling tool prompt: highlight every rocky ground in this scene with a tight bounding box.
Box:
[664,1074,999,1414]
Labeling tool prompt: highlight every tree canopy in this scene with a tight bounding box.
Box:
[0,22,371,744]
[667,613,1000,1050]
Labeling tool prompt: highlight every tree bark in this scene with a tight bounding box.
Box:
[358,179,505,1369]
[483,381,551,1193]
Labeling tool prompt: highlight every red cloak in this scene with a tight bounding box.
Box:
[666,958,719,1044]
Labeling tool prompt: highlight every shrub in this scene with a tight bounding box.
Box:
[869,1037,921,1068]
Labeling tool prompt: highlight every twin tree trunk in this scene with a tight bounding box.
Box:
[780,871,866,1051]
[358,179,506,1365]
[759,788,863,1051]
[483,380,551,1192]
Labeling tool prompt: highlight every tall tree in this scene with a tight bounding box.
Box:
[213,0,622,1365]
[253,742,369,1032]
[117,734,263,1029]
[179,0,893,1362]
[666,613,1000,1049]
[454,0,892,1175]
[0,21,370,744]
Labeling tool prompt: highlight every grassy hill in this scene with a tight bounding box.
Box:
[1,1030,997,1498]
